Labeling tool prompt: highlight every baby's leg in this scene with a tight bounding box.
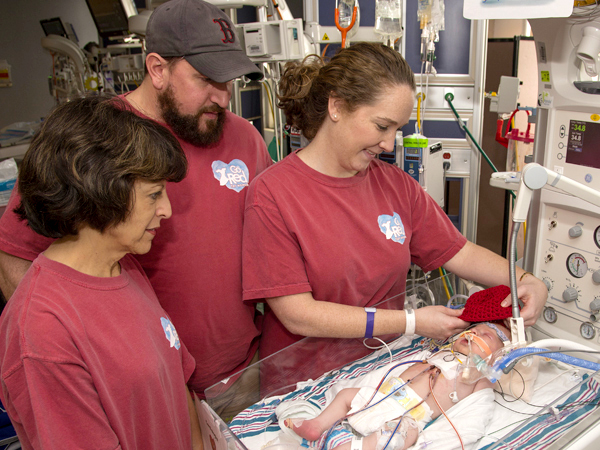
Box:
[320,432,379,450]
[286,388,360,442]
[374,419,419,450]
[323,425,414,450]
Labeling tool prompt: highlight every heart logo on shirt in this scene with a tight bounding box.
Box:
[378,213,406,244]
[211,159,250,192]
[160,317,181,350]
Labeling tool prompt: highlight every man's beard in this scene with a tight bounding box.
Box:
[157,86,226,147]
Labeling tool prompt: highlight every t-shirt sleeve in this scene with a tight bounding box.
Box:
[256,135,274,171]
[242,179,312,301]
[407,182,467,272]
[124,255,196,383]
[179,340,196,383]
[0,185,53,261]
[4,359,121,449]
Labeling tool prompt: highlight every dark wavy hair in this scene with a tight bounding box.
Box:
[277,42,416,140]
[15,94,188,238]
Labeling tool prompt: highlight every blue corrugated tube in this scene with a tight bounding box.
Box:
[489,347,600,382]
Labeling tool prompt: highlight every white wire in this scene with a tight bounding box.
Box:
[572,0,600,18]
[533,369,575,394]
[362,336,394,365]
[409,283,436,306]
[272,64,285,162]
[418,60,425,134]
[422,70,430,136]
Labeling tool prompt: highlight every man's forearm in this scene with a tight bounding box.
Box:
[0,250,32,300]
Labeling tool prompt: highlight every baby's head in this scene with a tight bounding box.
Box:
[453,285,515,359]
[452,322,511,359]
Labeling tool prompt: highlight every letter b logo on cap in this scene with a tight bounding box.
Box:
[213,18,235,43]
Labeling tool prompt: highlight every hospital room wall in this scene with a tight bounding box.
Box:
[0,0,98,130]
[477,20,538,257]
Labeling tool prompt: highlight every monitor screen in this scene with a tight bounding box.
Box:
[85,0,131,37]
[566,120,600,170]
[40,17,68,37]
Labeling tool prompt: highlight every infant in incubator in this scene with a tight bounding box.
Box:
[285,321,510,450]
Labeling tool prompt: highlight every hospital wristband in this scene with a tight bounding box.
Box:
[364,307,376,339]
[404,308,416,336]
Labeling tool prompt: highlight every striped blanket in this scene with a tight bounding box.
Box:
[229,336,600,450]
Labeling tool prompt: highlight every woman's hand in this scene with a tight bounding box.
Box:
[501,274,548,327]
[414,306,469,341]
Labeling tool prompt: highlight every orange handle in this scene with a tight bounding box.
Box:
[335,6,358,48]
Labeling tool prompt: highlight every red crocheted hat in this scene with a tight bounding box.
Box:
[459,285,514,322]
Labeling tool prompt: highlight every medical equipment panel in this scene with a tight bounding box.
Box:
[544,109,600,183]
[527,16,600,349]
[402,137,445,208]
[532,189,600,344]
[240,19,305,62]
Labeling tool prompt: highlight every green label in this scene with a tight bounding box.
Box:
[540,71,550,82]
[403,137,428,147]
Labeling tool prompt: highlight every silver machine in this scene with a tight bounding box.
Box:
[526,12,600,348]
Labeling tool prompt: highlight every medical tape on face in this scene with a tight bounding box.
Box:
[483,322,510,345]
[465,332,492,357]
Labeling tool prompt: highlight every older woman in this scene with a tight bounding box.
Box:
[0,96,200,449]
[242,43,547,384]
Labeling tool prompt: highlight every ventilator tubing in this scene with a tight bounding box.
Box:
[489,347,600,383]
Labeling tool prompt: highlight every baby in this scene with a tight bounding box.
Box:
[285,286,514,450]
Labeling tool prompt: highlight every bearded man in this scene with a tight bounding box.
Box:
[0,0,272,419]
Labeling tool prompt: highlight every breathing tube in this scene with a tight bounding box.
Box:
[488,347,600,382]
[453,332,600,384]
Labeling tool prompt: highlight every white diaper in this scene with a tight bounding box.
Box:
[347,377,432,436]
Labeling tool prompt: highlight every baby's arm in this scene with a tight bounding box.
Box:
[404,425,419,450]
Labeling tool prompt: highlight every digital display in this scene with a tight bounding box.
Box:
[85,0,129,37]
[40,18,67,37]
[567,120,600,170]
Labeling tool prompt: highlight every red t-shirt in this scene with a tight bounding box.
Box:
[0,254,196,449]
[243,152,467,364]
[0,104,273,394]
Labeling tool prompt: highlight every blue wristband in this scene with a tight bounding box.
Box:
[364,307,376,339]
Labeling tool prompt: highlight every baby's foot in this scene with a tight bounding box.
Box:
[284,418,323,442]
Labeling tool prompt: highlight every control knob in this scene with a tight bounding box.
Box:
[562,287,579,302]
[542,278,553,291]
[569,225,583,238]
[593,270,600,284]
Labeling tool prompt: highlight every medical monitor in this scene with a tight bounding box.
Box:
[40,17,68,38]
[566,120,600,170]
[85,0,137,38]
